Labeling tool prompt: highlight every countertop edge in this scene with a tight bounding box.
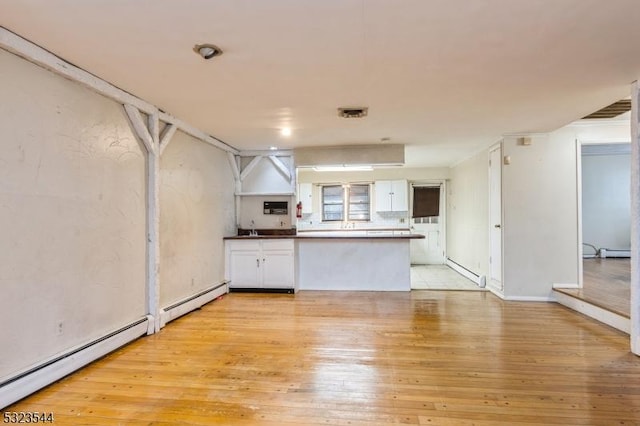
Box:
[224,234,425,240]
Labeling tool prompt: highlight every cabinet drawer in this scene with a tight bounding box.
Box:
[262,239,294,251]
[227,240,261,251]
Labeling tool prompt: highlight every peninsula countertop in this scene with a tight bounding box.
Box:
[223,230,425,240]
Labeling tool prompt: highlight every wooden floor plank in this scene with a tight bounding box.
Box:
[6,291,640,425]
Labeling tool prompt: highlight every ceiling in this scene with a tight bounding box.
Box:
[2,0,640,167]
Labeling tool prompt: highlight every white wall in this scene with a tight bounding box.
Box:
[502,133,579,298]
[159,131,236,306]
[500,121,629,298]
[446,149,490,277]
[0,50,147,379]
[582,152,631,251]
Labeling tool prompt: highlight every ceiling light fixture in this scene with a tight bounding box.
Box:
[280,127,292,137]
[194,43,223,60]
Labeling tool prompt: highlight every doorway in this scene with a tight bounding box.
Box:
[409,182,445,265]
[577,141,631,315]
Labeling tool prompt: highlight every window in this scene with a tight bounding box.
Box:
[322,185,344,221]
[412,186,440,218]
[348,184,370,221]
[322,184,371,222]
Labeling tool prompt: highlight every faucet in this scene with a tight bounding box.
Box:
[249,220,258,236]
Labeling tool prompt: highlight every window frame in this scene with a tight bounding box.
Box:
[321,183,371,222]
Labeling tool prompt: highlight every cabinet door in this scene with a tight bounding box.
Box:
[229,250,260,288]
[375,180,393,212]
[262,250,294,288]
[298,183,313,214]
[391,180,408,211]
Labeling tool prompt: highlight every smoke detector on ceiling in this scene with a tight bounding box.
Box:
[338,107,368,118]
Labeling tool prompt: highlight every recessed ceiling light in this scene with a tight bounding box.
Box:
[193,43,223,60]
[280,127,292,137]
[269,146,278,150]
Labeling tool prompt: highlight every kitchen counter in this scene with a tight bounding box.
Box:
[224,231,425,240]
[224,230,422,292]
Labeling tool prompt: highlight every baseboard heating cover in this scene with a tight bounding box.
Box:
[446,258,486,288]
[600,249,631,258]
[159,281,228,328]
[0,315,152,409]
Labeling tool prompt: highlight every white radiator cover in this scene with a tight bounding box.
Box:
[159,282,228,328]
[0,316,153,409]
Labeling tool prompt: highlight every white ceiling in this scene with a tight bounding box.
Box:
[2,0,640,167]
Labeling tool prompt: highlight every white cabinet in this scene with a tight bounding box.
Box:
[297,183,313,214]
[375,180,408,212]
[226,239,295,290]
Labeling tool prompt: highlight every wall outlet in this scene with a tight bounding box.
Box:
[56,321,64,336]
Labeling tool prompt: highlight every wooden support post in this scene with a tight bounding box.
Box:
[240,156,263,181]
[631,81,640,356]
[124,105,161,334]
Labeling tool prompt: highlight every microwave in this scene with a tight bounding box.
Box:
[263,201,288,215]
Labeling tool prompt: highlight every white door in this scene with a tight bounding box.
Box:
[410,184,444,265]
[489,145,503,290]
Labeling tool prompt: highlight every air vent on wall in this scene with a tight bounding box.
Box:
[338,107,368,118]
[582,99,631,119]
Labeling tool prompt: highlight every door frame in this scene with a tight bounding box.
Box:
[576,138,631,289]
[488,142,503,295]
[409,179,447,263]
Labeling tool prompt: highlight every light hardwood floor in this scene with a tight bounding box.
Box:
[7,291,640,425]
[557,259,630,318]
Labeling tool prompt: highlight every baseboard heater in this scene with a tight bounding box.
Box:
[445,258,487,288]
[600,248,631,258]
[159,281,228,328]
[0,315,153,409]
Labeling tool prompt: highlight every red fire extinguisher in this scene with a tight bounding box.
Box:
[296,202,303,218]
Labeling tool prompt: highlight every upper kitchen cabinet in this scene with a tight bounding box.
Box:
[375,180,408,212]
[231,152,295,195]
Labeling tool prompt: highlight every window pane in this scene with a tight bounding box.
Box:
[413,186,440,218]
[322,185,344,221]
[348,184,370,221]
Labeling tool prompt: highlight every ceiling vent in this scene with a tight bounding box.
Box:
[338,107,368,118]
[582,99,631,119]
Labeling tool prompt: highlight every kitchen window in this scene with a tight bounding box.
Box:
[322,184,370,222]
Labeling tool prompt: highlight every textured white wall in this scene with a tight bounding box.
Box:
[446,149,490,277]
[159,131,236,306]
[0,50,147,379]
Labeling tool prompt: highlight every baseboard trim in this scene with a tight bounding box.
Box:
[159,282,228,328]
[0,316,151,409]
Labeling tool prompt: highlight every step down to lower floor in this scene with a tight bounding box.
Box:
[553,287,630,334]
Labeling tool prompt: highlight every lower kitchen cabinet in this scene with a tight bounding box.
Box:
[225,239,295,291]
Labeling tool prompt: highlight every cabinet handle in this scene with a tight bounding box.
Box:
[263,258,266,263]
[256,258,260,267]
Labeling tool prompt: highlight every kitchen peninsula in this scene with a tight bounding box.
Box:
[224,231,424,292]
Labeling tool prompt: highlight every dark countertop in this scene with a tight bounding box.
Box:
[224,232,425,240]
